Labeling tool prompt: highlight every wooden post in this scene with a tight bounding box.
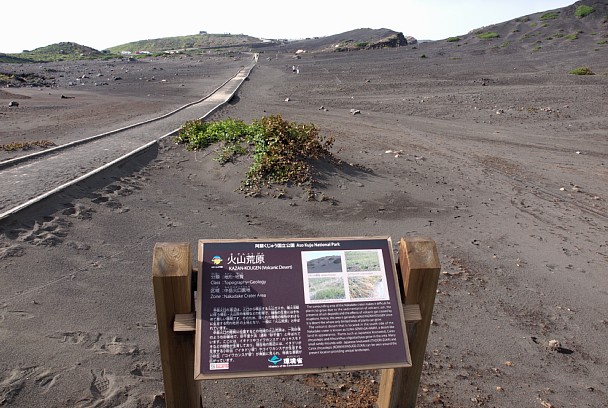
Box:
[152,242,201,408]
[378,237,441,408]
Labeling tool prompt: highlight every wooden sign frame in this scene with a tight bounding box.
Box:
[152,236,441,407]
[194,236,411,380]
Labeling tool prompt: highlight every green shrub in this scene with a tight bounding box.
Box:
[446,37,461,42]
[569,66,594,75]
[175,115,335,195]
[174,118,252,149]
[540,12,559,20]
[575,5,595,18]
[477,31,500,39]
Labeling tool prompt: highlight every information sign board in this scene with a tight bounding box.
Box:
[195,237,411,379]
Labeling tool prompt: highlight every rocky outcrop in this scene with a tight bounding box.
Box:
[332,31,410,52]
[368,32,408,48]
[405,36,418,45]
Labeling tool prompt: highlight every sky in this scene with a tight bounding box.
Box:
[1,0,576,53]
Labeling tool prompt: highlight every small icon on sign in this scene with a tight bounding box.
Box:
[211,256,223,265]
[268,355,282,365]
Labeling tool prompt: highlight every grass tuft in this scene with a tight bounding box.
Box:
[575,5,595,18]
[540,12,559,21]
[477,32,500,40]
[569,66,594,75]
[564,32,580,40]
[0,140,56,151]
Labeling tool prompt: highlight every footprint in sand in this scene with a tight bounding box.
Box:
[130,361,162,378]
[34,368,61,393]
[90,369,111,399]
[0,305,35,322]
[0,243,25,259]
[0,366,38,405]
[14,216,70,246]
[135,321,156,329]
[48,332,140,356]
[48,331,102,349]
[90,193,129,213]
[96,336,140,356]
[79,369,136,408]
[62,203,94,220]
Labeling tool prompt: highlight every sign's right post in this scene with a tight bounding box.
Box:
[378,237,441,408]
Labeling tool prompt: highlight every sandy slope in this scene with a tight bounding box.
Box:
[1,39,607,408]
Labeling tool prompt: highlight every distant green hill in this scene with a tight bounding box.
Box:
[108,33,264,53]
[0,53,34,63]
[1,42,108,63]
[0,34,267,63]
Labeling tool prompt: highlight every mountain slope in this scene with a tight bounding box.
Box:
[437,1,607,54]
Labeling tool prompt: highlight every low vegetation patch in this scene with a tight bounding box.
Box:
[175,115,335,196]
[446,37,461,42]
[0,140,56,151]
[477,31,500,40]
[0,72,53,87]
[569,66,594,75]
[564,32,580,40]
[540,12,559,21]
[520,32,539,40]
[109,33,262,54]
[575,5,595,18]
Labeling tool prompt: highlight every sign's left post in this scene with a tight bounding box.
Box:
[152,242,201,408]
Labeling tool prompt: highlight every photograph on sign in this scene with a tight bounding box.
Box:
[302,249,389,303]
[195,237,411,380]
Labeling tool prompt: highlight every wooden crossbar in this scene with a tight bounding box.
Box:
[174,313,196,332]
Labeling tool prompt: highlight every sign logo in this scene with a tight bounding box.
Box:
[211,255,223,265]
[268,355,282,365]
